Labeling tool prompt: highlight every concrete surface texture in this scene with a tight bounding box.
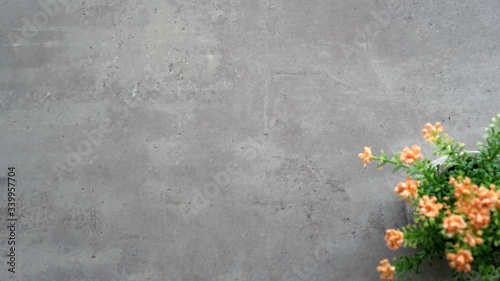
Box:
[0,0,499,280]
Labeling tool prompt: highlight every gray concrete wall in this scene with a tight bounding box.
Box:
[0,0,499,280]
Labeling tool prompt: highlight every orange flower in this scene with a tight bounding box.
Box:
[422,122,444,142]
[475,186,499,210]
[447,249,473,272]
[467,208,491,230]
[449,177,497,230]
[384,229,404,250]
[394,177,420,202]
[442,214,467,237]
[358,146,373,167]
[400,145,422,165]
[418,195,443,218]
[449,176,478,198]
[376,259,395,281]
[463,231,483,247]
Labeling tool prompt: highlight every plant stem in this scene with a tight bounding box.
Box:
[371,156,410,169]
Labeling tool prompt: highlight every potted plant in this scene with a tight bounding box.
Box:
[359,114,500,281]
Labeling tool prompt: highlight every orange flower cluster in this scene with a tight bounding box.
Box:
[463,231,483,247]
[376,259,395,281]
[422,122,444,142]
[447,249,473,272]
[442,214,467,237]
[449,177,500,232]
[385,229,404,250]
[440,177,500,269]
[394,177,419,202]
[358,146,373,167]
[449,176,476,198]
[476,184,500,210]
[418,195,443,218]
[400,145,422,165]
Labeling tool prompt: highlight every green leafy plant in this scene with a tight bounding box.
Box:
[360,114,500,280]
